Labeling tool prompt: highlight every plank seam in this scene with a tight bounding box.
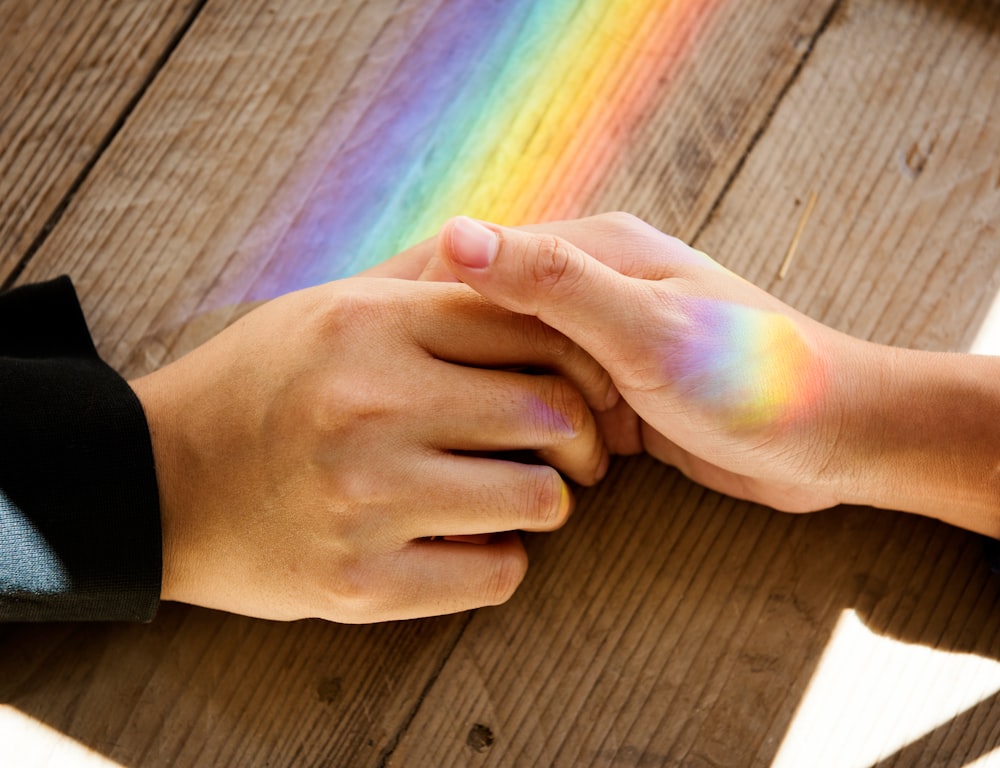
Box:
[691,0,846,247]
[376,611,476,768]
[1,0,211,293]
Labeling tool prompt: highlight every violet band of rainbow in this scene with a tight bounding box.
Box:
[241,0,716,301]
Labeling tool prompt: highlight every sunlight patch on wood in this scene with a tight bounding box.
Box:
[0,706,125,768]
[773,610,1000,768]
[970,289,1000,356]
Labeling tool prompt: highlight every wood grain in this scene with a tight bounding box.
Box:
[12,0,452,374]
[590,0,841,240]
[2,0,998,765]
[388,0,1000,766]
[1,605,470,765]
[0,0,200,283]
[698,0,1000,352]
[2,0,843,764]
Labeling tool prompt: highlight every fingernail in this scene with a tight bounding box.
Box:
[448,217,497,269]
[559,481,573,518]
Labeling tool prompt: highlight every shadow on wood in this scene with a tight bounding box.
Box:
[383,455,1000,766]
[0,605,468,765]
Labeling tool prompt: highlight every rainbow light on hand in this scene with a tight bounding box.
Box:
[673,300,825,430]
[242,0,715,300]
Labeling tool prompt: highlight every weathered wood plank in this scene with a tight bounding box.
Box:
[3,5,484,765]
[701,0,1000,352]
[4,0,998,766]
[387,0,1000,766]
[0,0,201,283]
[591,0,842,240]
[1,604,470,766]
[2,0,847,764]
[11,0,452,373]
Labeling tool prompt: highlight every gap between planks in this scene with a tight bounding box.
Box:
[690,0,845,248]
[0,0,211,293]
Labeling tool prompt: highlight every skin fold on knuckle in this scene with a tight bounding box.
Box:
[525,233,580,304]
[319,279,418,355]
[597,210,645,232]
[541,376,590,443]
[307,376,401,455]
[588,211,653,253]
[319,550,393,623]
[522,314,575,362]
[536,377,605,483]
[517,377,580,459]
[566,348,616,413]
[529,320,608,398]
[520,466,568,531]
[523,318,610,406]
[479,548,527,606]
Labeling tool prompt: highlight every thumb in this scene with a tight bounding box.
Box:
[439,216,643,361]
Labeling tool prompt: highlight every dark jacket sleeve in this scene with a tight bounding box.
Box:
[0,277,161,621]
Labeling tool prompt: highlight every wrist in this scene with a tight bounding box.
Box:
[827,339,1000,536]
[130,368,186,602]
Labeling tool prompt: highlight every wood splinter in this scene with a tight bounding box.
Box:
[779,189,818,279]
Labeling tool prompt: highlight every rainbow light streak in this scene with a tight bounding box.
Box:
[247,0,714,300]
[673,301,824,429]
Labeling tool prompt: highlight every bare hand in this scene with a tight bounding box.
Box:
[433,213,866,514]
[131,277,613,622]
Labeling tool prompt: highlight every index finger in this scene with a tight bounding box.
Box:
[400,281,619,412]
[357,236,439,279]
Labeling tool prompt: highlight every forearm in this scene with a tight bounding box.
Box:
[835,341,1000,536]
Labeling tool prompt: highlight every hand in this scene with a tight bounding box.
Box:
[432,213,865,514]
[131,277,614,622]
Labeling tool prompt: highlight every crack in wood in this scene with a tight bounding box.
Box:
[376,611,476,768]
[691,0,846,248]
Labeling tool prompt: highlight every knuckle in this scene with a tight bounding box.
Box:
[600,210,644,231]
[480,549,527,606]
[322,552,380,621]
[520,320,614,412]
[308,384,353,438]
[565,348,614,410]
[529,234,577,292]
[545,377,590,439]
[549,330,577,361]
[318,280,410,344]
[521,466,567,530]
[317,285,376,336]
[327,488,377,539]
[524,315,575,360]
[592,212,660,257]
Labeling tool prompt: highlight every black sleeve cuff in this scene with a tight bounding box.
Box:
[0,276,161,621]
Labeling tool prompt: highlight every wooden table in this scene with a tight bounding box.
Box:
[2,1,999,765]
